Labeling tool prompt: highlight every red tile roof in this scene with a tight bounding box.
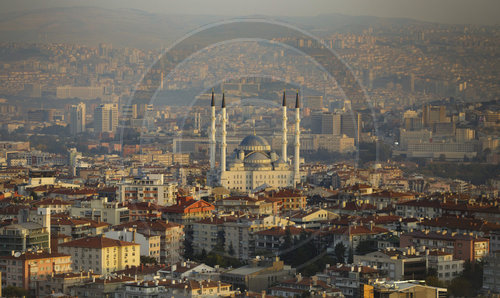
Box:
[59,236,138,249]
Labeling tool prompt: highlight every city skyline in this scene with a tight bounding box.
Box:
[0,1,499,297]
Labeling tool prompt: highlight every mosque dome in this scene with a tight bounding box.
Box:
[239,135,271,151]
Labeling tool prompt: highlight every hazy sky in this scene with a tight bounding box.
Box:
[2,0,499,25]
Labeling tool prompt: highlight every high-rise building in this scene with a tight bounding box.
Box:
[69,103,86,135]
[422,105,447,127]
[94,104,118,133]
[341,112,361,144]
[311,112,341,135]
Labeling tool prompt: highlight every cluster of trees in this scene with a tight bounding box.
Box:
[184,230,243,268]
[279,228,335,276]
[424,260,484,296]
[418,162,500,185]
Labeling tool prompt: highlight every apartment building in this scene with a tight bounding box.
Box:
[0,251,72,293]
[70,197,129,225]
[58,236,140,275]
[119,173,177,206]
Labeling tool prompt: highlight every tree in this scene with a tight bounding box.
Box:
[200,248,207,260]
[282,227,293,250]
[334,242,346,264]
[183,230,194,259]
[214,230,226,253]
[425,275,445,288]
[348,247,354,264]
[3,285,29,297]
[228,242,235,256]
[355,240,376,255]
[448,277,474,297]
[279,227,294,263]
[140,255,158,265]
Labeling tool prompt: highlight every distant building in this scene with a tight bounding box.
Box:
[56,86,104,100]
[422,105,447,127]
[94,104,118,133]
[311,112,341,135]
[69,103,86,135]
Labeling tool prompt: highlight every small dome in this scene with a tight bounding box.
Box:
[244,152,271,164]
[239,135,271,151]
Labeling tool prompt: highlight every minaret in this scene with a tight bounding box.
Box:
[209,89,216,172]
[221,92,227,177]
[294,91,301,185]
[282,90,288,162]
[160,72,164,90]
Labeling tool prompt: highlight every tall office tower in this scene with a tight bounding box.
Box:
[341,112,361,145]
[422,105,447,127]
[99,43,112,58]
[312,112,342,135]
[403,110,422,131]
[94,104,118,133]
[69,103,86,135]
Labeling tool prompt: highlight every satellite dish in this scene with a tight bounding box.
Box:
[14,251,21,258]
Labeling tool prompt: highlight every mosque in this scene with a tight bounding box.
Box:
[208,91,302,191]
